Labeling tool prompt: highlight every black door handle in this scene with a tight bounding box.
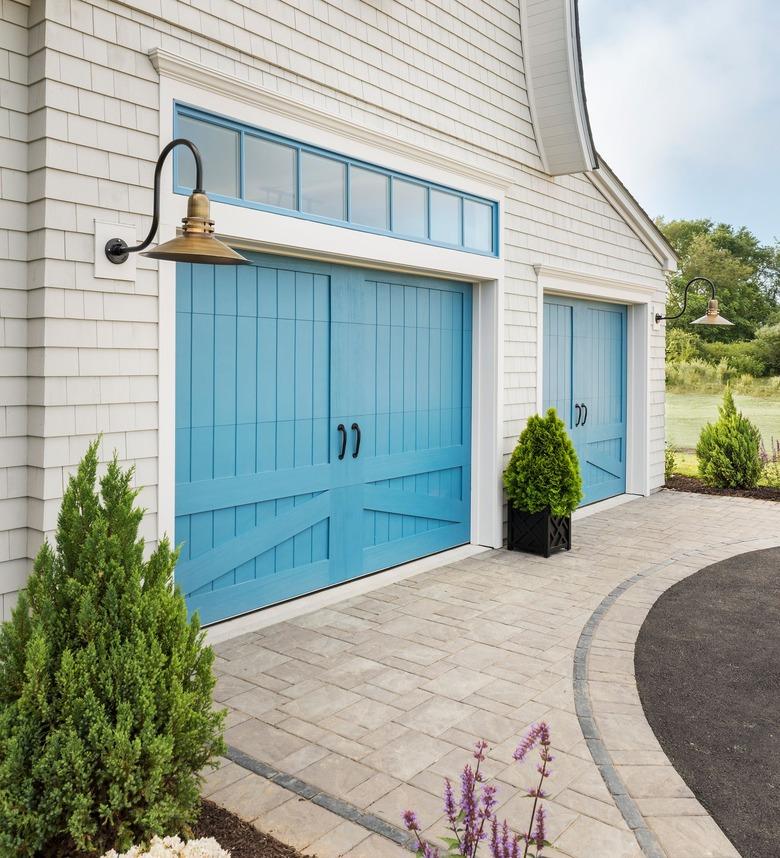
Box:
[337,424,347,460]
[351,422,361,458]
[581,403,588,426]
[574,404,581,427]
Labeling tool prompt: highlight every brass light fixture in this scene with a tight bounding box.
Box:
[655,276,733,326]
[104,138,250,266]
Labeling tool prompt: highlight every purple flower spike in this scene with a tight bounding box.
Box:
[460,763,479,852]
[474,738,489,762]
[402,809,420,831]
[532,804,547,846]
[481,783,497,821]
[489,816,500,856]
[513,722,551,763]
[443,777,457,824]
[401,729,553,858]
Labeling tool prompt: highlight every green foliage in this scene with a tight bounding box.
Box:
[503,408,582,517]
[665,328,703,363]
[0,441,225,857]
[666,358,737,390]
[657,218,779,342]
[665,359,780,397]
[754,322,780,375]
[664,444,677,481]
[700,340,767,377]
[760,439,780,489]
[696,389,762,488]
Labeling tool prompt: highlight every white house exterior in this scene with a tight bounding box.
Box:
[0,0,677,624]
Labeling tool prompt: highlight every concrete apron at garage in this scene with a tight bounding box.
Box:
[201,491,779,858]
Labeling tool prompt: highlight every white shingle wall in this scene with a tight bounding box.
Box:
[0,0,667,607]
[0,0,32,621]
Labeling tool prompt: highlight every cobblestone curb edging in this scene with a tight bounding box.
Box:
[572,559,674,858]
[225,744,417,852]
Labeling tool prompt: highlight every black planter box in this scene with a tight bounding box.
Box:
[507,503,571,557]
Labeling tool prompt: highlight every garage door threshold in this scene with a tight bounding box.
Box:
[205,543,488,646]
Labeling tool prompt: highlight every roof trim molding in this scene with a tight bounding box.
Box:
[535,264,661,304]
[588,161,678,271]
[567,0,598,171]
[520,0,598,176]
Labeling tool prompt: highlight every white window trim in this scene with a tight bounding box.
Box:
[155,57,505,568]
[534,265,653,498]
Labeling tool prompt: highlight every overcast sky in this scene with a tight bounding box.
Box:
[578,0,780,244]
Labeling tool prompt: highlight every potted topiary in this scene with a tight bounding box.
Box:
[503,408,583,557]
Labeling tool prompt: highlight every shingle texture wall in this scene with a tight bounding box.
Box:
[0,0,667,608]
[1,0,32,620]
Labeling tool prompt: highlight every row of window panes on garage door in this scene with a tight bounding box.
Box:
[175,109,497,255]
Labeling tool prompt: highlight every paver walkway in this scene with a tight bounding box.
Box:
[202,491,780,857]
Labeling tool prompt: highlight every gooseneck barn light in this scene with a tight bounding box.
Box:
[655,276,733,326]
[104,138,249,266]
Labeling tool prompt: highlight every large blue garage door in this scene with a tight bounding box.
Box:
[543,296,627,506]
[174,253,472,624]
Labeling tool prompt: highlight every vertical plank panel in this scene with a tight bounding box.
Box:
[235,268,258,583]
[188,306,214,577]
[212,271,238,588]
[294,273,314,567]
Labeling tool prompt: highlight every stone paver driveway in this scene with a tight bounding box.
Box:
[202,491,780,858]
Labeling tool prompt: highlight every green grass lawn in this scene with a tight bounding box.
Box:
[666,391,780,452]
[671,451,698,477]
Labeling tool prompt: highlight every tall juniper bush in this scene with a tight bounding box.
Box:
[0,441,225,857]
[696,388,762,489]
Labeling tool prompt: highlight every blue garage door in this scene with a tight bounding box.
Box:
[543,296,627,506]
[175,253,472,624]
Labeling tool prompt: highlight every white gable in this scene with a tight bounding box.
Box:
[521,0,598,175]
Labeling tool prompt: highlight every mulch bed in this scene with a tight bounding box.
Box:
[635,547,780,858]
[665,474,780,501]
[193,800,313,858]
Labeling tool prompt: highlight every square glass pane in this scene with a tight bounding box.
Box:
[464,199,493,252]
[430,189,461,245]
[245,136,296,209]
[300,152,346,220]
[392,179,427,238]
[350,166,388,230]
[176,114,239,198]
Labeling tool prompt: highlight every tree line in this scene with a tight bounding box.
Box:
[658,218,780,377]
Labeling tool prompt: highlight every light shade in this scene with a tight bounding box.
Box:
[142,191,249,265]
[691,298,733,326]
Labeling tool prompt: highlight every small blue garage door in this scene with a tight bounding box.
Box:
[175,253,472,624]
[543,296,627,506]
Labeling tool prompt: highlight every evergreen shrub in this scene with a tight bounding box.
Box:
[696,388,762,488]
[0,441,225,857]
[664,444,678,481]
[503,408,582,517]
